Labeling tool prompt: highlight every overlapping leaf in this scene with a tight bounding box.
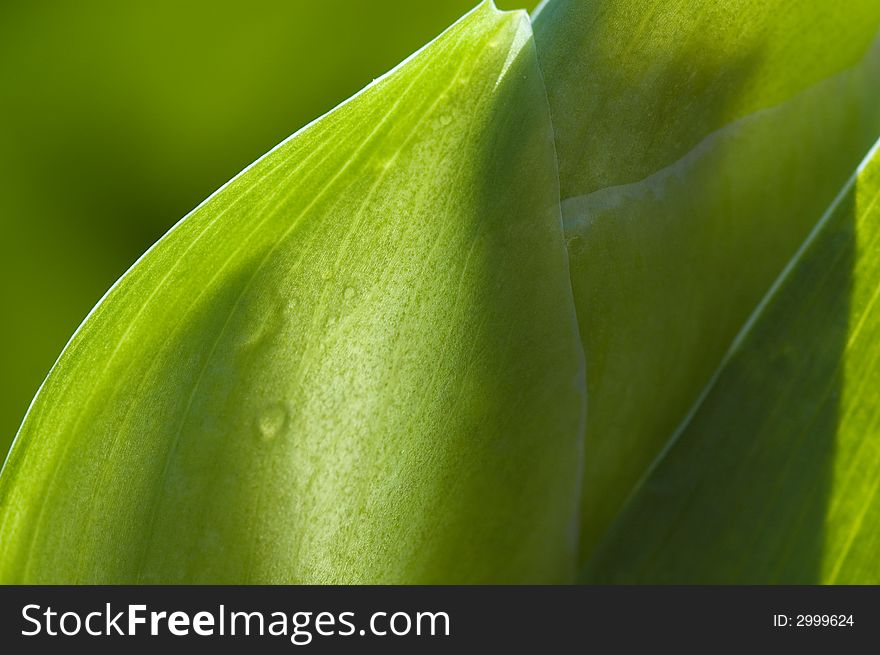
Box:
[584,139,880,583]
[533,0,880,561]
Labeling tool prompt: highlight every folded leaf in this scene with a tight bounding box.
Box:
[533,0,880,561]
[584,138,880,583]
[0,2,586,584]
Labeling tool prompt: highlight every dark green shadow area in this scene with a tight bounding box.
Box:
[558,45,767,563]
[583,188,856,583]
[532,0,880,572]
[421,29,587,582]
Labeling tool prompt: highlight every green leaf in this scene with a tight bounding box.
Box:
[0,0,494,460]
[583,138,880,583]
[0,2,586,583]
[533,0,880,561]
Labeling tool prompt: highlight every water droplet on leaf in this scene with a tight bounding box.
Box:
[238,307,283,350]
[256,403,288,441]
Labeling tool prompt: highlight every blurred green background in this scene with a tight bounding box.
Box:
[0,0,532,459]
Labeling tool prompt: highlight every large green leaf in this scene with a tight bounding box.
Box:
[0,2,585,583]
[0,0,487,461]
[533,0,880,561]
[584,138,880,583]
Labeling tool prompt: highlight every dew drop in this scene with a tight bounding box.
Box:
[256,402,288,441]
[238,307,282,350]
